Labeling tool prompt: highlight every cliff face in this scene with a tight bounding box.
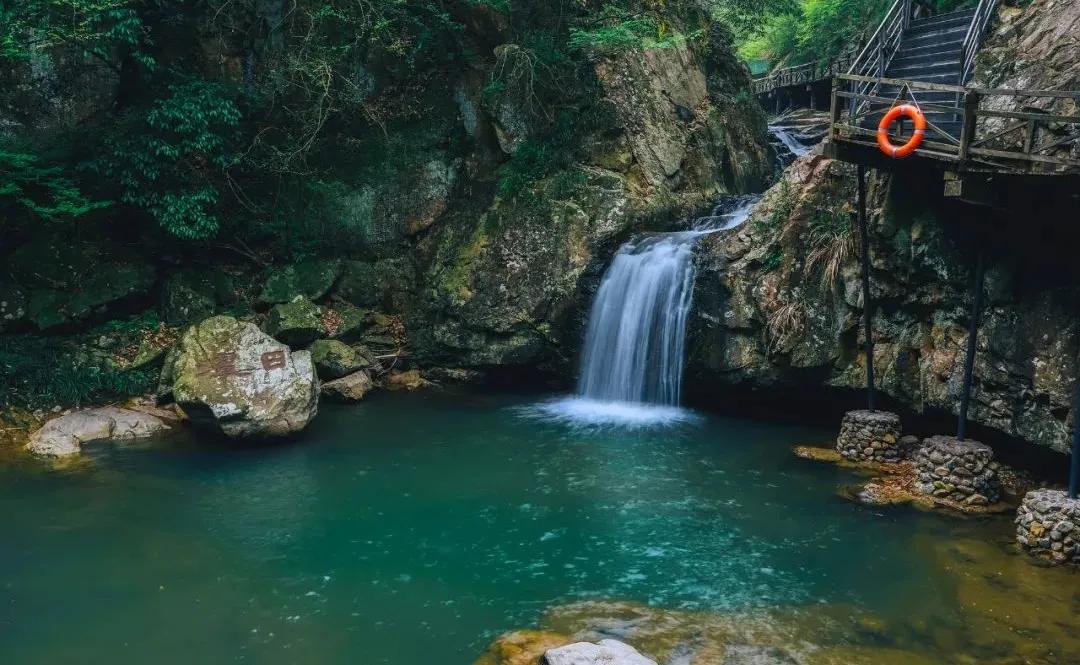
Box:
[688,153,1080,454]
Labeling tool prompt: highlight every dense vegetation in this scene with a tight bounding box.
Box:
[738,0,975,71]
[0,0,780,408]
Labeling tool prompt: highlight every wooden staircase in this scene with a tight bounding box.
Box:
[878,8,977,137]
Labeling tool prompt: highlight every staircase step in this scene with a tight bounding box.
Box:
[900,30,967,51]
[889,50,962,69]
[910,8,976,27]
[886,60,962,78]
[909,10,977,32]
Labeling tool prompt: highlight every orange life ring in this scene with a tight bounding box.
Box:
[877,104,926,158]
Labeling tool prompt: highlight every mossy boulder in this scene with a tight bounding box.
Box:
[24,262,157,330]
[265,296,325,347]
[309,339,373,380]
[0,282,27,331]
[159,270,236,324]
[258,260,342,305]
[321,370,374,402]
[335,258,415,312]
[168,316,318,438]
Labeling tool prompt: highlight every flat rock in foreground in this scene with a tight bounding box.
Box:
[168,316,318,438]
[544,639,657,665]
[26,407,170,457]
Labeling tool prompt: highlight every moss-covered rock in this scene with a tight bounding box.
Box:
[258,260,342,305]
[309,339,373,380]
[334,258,415,313]
[265,296,325,347]
[0,282,27,331]
[24,262,157,330]
[159,270,236,324]
[321,370,374,402]
[168,315,318,438]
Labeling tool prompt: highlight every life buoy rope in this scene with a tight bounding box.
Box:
[877,104,926,158]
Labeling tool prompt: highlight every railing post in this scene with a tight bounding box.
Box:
[830,77,841,141]
[902,0,912,29]
[958,90,979,161]
[957,251,986,441]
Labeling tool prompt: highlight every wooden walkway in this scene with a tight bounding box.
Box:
[826,74,1080,176]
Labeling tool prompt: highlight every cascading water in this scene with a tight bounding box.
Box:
[529,196,759,426]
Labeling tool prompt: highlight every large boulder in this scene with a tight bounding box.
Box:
[265,296,325,347]
[544,640,657,665]
[25,407,170,458]
[168,316,318,438]
[258,260,342,305]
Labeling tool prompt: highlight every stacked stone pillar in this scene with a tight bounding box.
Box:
[1015,489,1080,564]
[913,435,1002,506]
[836,410,903,463]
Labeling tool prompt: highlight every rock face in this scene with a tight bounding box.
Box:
[1015,488,1080,564]
[26,407,170,457]
[544,640,657,665]
[309,339,373,379]
[913,436,1002,505]
[689,154,1080,454]
[168,316,318,438]
[258,260,342,305]
[836,410,904,463]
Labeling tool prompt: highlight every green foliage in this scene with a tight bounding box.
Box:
[0,150,108,223]
[90,79,242,239]
[0,334,156,409]
[0,0,153,68]
[568,4,703,55]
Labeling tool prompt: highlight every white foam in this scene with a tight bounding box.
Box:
[520,397,701,428]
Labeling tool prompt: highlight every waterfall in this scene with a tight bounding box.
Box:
[525,196,759,425]
[576,232,699,405]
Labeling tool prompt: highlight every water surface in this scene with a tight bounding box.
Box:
[1,392,1076,663]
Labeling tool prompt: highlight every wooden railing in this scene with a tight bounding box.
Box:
[751,53,856,95]
[829,74,1080,173]
[960,0,999,83]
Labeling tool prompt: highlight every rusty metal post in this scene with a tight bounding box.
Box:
[856,165,875,411]
[957,251,986,441]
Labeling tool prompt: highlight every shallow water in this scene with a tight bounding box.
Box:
[2,392,1078,664]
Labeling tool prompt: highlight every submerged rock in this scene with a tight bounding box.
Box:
[475,630,570,665]
[168,316,318,438]
[26,407,170,458]
[265,296,325,347]
[544,639,657,665]
[321,371,374,402]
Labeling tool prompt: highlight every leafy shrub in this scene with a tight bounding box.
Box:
[0,150,108,225]
[90,79,242,240]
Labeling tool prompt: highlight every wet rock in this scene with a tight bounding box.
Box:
[1015,488,1080,564]
[26,407,170,458]
[265,296,325,347]
[321,371,374,402]
[722,644,798,665]
[382,369,431,391]
[309,339,373,380]
[475,630,570,665]
[168,316,318,438]
[544,639,657,665]
[258,260,342,305]
[335,258,415,313]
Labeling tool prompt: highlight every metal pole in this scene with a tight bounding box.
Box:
[1071,373,1080,499]
[957,251,986,441]
[856,165,875,412]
